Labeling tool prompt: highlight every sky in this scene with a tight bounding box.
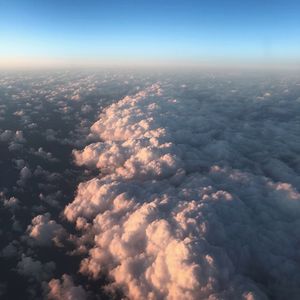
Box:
[1,0,300,68]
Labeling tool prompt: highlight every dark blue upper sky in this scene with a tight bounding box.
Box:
[1,0,300,67]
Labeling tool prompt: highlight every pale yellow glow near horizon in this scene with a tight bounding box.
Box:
[0,55,209,69]
[1,55,300,71]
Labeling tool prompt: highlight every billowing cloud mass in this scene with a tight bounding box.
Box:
[65,83,300,300]
[1,71,300,300]
[0,70,141,299]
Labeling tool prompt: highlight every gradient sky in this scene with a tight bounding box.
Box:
[1,0,300,67]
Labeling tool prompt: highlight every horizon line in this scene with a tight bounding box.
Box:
[1,55,300,71]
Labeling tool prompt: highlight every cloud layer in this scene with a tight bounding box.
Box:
[64,83,300,299]
[1,71,300,299]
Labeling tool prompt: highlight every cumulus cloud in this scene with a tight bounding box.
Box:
[64,83,300,300]
[0,130,14,142]
[47,274,87,300]
[17,254,55,281]
[30,147,59,162]
[39,192,62,209]
[0,193,20,211]
[0,130,26,145]
[1,241,19,258]
[2,71,300,299]
[27,213,66,246]
[13,159,26,169]
[81,104,93,114]
[18,166,32,186]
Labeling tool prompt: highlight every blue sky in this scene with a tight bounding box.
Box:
[1,0,300,67]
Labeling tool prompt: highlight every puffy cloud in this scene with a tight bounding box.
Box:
[0,130,14,142]
[64,84,300,299]
[2,71,300,299]
[13,159,26,169]
[17,255,55,281]
[27,213,66,246]
[47,274,87,300]
[0,193,20,211]
[71,94,81,101]
[81,104,93,114]
[33,166,62,183]
[39,192,62,208]
[1,241,18,257]
[18,166,32,184]
[45,129,57,142]
[15,130,26,143]
[0,130,25,143]
[30,147,59,162]
[8,142,23,152]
